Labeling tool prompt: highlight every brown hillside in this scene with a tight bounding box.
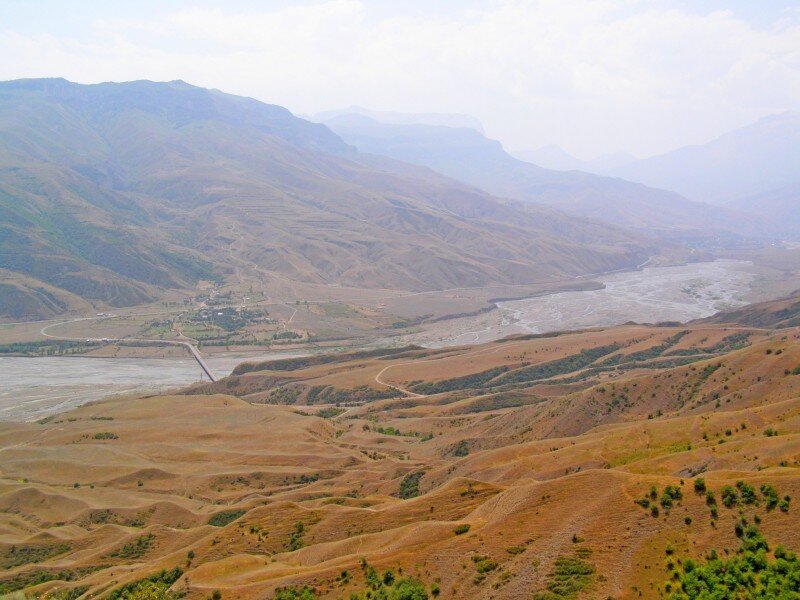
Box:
[0,321,798,598]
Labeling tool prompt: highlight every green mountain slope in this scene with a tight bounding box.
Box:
[0,79,657,320]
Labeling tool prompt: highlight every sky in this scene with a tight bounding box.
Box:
[2,0,799,159]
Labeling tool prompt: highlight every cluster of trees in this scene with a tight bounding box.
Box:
[274,561,432,599]
[666,525,799,598]
[107,567,183,599]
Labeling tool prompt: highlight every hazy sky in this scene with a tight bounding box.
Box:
[2,0,799,158]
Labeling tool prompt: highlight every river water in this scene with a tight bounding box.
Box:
[0,260,758,421]
[396,259,756,348]
[0,353,296,422]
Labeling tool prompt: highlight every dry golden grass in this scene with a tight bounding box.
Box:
[1,321,799,599]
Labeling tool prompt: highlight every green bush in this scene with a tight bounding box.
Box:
[735,481,757,504]
[274,586,317,599]
[720,486,738,508]
[761,484,779,510]
[107,567,183,600]
[0,544,70,569]
[110,534,153,559]
[497,344,621,386]
[208,509,245,527]
[399,472,424,499]
[389,578,429,599]
[287,521,305,551]
[453,524,471,535]
[533,555,595,599]
[452,440,470,457]
[666,526,800,599]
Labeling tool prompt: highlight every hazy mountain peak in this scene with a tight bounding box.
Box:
[313,106,485,134]
[512,145,585,171]
[610,111,800,204]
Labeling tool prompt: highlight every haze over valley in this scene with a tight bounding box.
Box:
[1,2,800,599]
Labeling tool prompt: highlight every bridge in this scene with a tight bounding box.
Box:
[39,318,217,382]
[119,339,218,382]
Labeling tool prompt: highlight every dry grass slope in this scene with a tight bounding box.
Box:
[0,317,799,598]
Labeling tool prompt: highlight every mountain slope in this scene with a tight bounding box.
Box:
[699,289,800,328]
[724,181,800,238]
[312,105,486,133]
[512,145,636,172]
[0,79,655,320]
[321,113,768,239]
[610,111,800,205]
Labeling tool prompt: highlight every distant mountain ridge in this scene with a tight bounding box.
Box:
[322,112,774,240]
[312,106,485,133]
[512,145,635,173]
[608,111,800,205]
[0,78,655,319]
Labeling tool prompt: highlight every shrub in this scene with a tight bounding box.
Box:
[208,510,245,527]
[287,521,305,551]
[721,486,738,508]
[472,555,498,574]
[110,534,153,559]
[0,543,70,569]
[399,472,424,499]
[107,567,183,600]
[454,524,471,535]
[693,478,706,494]
[664,526,800,599]
[735,481,757,504]
[389,578,429,599]
[452,440,470,457]
[274,586,317,599]
[533,555,595,600]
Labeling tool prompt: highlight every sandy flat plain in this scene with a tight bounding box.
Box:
[0,353,303,422]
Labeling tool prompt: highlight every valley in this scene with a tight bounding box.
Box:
[3,4,800,599]
[393,259,758,348]
[1,256,792,419]
[0,292,798,599]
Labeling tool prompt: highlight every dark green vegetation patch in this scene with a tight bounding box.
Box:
[666,525,800,599]
[533,553,595,600]
[399,472,424,499]
[207,509,246,527]
[108,567,183,600]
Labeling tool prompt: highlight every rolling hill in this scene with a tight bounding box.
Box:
[1,304,798,598]
[321,113,771,240]
[0,78,658,321]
